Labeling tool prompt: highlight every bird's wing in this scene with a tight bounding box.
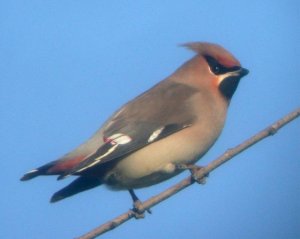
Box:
[58,81,199,179]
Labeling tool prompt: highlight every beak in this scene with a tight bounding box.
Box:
[237,67,249,77]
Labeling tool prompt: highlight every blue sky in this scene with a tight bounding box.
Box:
[1,1,299,238]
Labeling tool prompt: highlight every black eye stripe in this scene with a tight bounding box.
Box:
[204,55,240,75]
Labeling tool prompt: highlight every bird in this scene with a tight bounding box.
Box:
[21,42,249,208]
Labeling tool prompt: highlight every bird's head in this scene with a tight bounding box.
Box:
[182,42,249,100]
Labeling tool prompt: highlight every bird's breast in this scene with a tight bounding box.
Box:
[103,113,226,190]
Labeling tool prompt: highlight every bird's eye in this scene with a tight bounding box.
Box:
[204,55,223,75]
[213,65,221,74]
[204,55,237,75]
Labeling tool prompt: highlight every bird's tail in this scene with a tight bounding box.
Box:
[20,155,88,181]
[50,176,102,203]
[20,156,104,202]
[20,162,58,181]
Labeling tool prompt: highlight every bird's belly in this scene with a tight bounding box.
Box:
[103,125,221,189]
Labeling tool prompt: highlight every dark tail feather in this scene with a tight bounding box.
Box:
[20,161,57,181]
[50,176,102,203]
[20,169,41,181]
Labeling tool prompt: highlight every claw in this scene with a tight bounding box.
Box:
[132,199,145,219]
[128,189,151,219]
[176,164,209,184]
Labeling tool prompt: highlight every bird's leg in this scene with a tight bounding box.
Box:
[176,163,209,184]
[128,189,151,219]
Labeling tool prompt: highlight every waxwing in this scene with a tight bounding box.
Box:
[21,42,249,204]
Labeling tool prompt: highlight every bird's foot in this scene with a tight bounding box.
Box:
[129,189,152,219]
[132,199,145,219]
[132,199,152,219]
[176,164,209,184]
